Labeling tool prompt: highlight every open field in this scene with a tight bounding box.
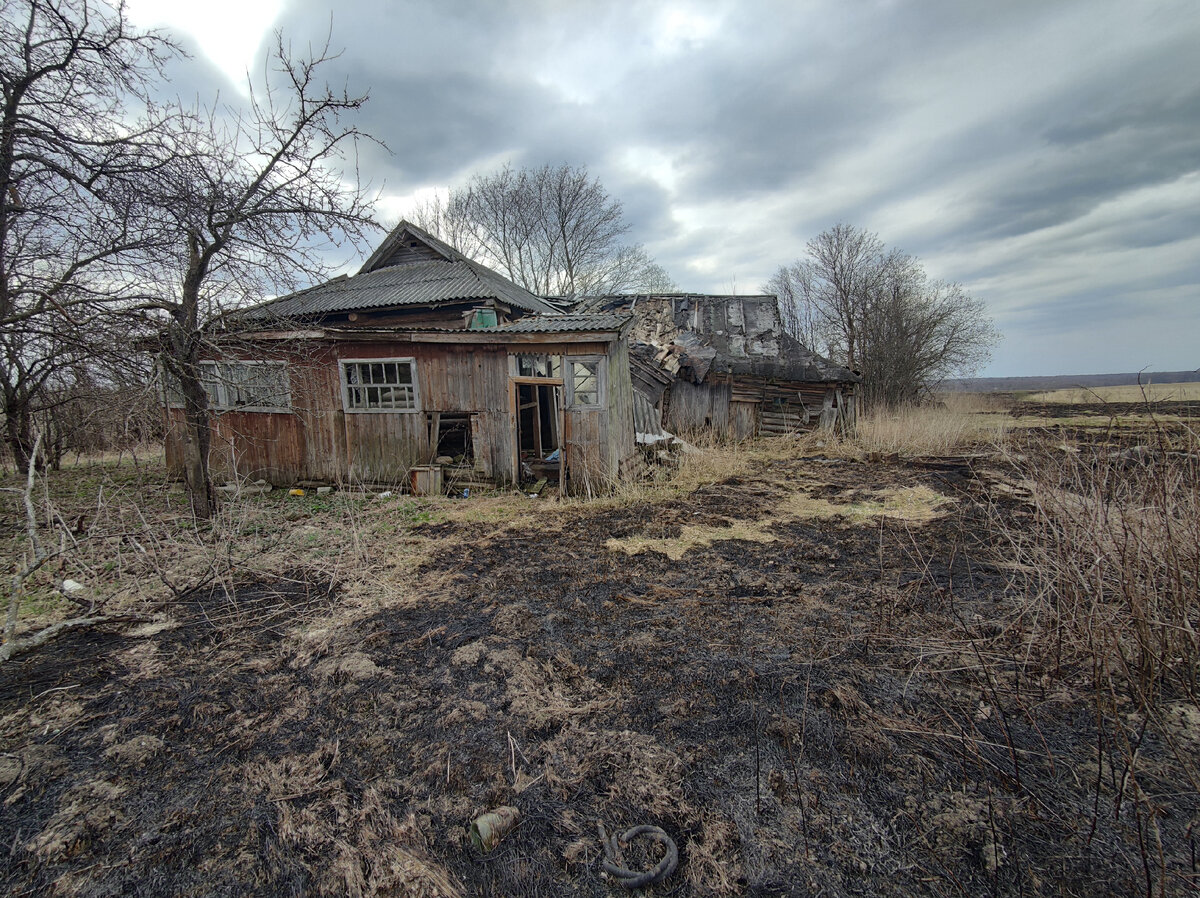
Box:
[1,405,1197,896]
[1023,381,1200,404]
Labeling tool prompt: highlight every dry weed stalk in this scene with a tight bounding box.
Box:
[1002,438,1199,707]
[990,419,1199,894]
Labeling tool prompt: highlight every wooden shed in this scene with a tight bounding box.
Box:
[576,294,859,441]
[163,222,637,493]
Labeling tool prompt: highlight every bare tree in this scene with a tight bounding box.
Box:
[765,263,825,357]
[769,224,998,407]
[0,0,173,469]
[137,33,380,519]
[857,259,998,406]
[415,162,675,296]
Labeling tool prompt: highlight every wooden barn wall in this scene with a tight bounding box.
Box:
[729,401,759,440]
[553,340,628,491]
[167,340,514,486]
[332,341,511,484]
[663,374,857,440]
[164,333,647,490]
[604,340,637,481]
[666,379,732,434]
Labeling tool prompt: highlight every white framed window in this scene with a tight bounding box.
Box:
[340,358,420,412]
[566,356,605,409]
[164,361,291,412]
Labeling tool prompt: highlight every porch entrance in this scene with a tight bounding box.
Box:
[513,380,564,484]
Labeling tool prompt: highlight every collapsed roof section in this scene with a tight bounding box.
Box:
[576,294,859,384]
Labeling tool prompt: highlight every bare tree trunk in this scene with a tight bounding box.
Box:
[165,240,217,521]
[3,431,43,647]
[179,369,213,520]
[3,389,35,471]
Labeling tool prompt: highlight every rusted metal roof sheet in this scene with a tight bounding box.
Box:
[242,258,558,320]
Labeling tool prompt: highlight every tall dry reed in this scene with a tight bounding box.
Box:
[822,401,1011,457]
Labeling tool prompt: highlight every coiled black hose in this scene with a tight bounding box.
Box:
[598,821,679,889]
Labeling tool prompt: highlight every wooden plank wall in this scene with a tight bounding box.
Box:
[663,374,856,440]
[330,342,511,483]
[605,339,637,482]
[167,340,514,486]
[666,379,732,433]
[729,401,759,440]
[558,339,631,492]
[166,336,634,490]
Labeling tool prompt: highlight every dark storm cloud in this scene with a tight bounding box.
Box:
[167,0,1200,374]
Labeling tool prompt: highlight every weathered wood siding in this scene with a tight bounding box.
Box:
[666,379,732,433]
[605,340,637,481]
[662,374,856,441]
[167,339,516,486]
[729,400,759,440]
[165,334,636,490]
[556,340,634,492]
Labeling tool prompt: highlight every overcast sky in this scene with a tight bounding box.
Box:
[126,0,1200,377]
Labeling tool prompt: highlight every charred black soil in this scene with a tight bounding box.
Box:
[2,450,1197,896]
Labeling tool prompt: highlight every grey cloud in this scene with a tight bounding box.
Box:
[149,0,1200,374]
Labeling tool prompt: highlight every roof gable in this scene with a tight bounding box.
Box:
[359,220,464,273]
[240,220,559,321]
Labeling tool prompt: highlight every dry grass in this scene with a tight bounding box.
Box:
[986,427,1200,887]
[820,403,1010,458]
[1024,381,1200,404]
[997,438,1200,705]
[937,391,1014,414]
[607,520,780,560]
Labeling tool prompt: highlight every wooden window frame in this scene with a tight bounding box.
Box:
[339,357,421,414]
[164,360,291,413]
[512,352,563,379]
[566,355,606,410]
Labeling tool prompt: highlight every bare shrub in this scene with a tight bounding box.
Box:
[1000,436,1200,707]
[990,425,1200,892]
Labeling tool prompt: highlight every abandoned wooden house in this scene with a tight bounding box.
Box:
[163,223,857,492]
[163,222,639,492]
[575,293,859,441]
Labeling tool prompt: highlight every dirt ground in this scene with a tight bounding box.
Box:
[1,427,1198,896]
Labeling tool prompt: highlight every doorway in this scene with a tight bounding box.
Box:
[514,381,563,483]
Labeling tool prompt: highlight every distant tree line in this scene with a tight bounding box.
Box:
[767,224,999,408]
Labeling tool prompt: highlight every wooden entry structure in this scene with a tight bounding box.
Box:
[512,376,564,484]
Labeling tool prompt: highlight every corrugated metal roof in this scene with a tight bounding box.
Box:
[477,313,632,333]
[242,258,558,320]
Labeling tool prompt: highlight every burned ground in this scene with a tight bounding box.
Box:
[1,444,1198,896]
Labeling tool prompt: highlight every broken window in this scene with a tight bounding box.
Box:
[567,357,604,409]
[516,354,562,378]
[164,361,291,411]
[341,359,419,412]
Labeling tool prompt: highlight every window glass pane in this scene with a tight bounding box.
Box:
[343,361,416,410]
[184,362,290,410]
[517,354,563,378]
[571,359,601,407]
[200,363,223,407]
